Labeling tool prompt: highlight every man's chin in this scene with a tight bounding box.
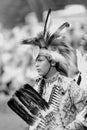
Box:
[38,72,42,76]
[38,72,44,77]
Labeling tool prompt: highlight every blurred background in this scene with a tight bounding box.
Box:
[0,0,87,130]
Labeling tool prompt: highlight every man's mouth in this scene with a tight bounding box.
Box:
[37,69,41,72]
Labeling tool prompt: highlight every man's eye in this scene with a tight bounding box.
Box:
[36,58,41,61]
[38,59,43,61]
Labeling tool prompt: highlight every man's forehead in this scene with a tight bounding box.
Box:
[36,54,46,60]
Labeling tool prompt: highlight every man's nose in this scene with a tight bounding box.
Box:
[35,62,39,68]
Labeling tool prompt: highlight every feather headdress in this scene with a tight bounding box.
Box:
[22,9,74,77]
[22,9,69,49]
[22,9,72,61]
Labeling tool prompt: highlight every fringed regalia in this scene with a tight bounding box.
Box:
[8,72,87,130]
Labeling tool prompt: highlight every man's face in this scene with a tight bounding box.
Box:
[35,55,50,77]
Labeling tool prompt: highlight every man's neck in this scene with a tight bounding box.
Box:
[44,67,58,79]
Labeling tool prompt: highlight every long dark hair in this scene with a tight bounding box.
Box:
[55,62,68,77]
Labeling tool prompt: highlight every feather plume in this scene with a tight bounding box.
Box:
[23,84,49,109]
[22,38,41,47]
[15,88,48,111]
[43,9,51,40]
[22,11,70,50]
[77,72,82,85]
[22,9,51,48]
[54,22,69,35]
[7,96,36,125]
[15,90,40,115]
[47,22,70,47]
[21,10,71,72]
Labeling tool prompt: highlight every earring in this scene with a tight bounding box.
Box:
[51,61,56,66]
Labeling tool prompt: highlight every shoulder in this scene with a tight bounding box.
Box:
[58,73,72,83]
[57,74,72,91]
[67,80,87,103]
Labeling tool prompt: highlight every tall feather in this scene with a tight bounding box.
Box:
[43,9,51,40]
[47,22,70,47]
[22,9,51,48]
[54,22,70,37]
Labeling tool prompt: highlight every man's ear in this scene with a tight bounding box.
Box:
[51,61,56,66]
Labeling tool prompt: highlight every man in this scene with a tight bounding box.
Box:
[8,10,87,130]
[32,41,87,130]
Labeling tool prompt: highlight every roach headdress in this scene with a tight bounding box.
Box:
[22,9,74,76]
